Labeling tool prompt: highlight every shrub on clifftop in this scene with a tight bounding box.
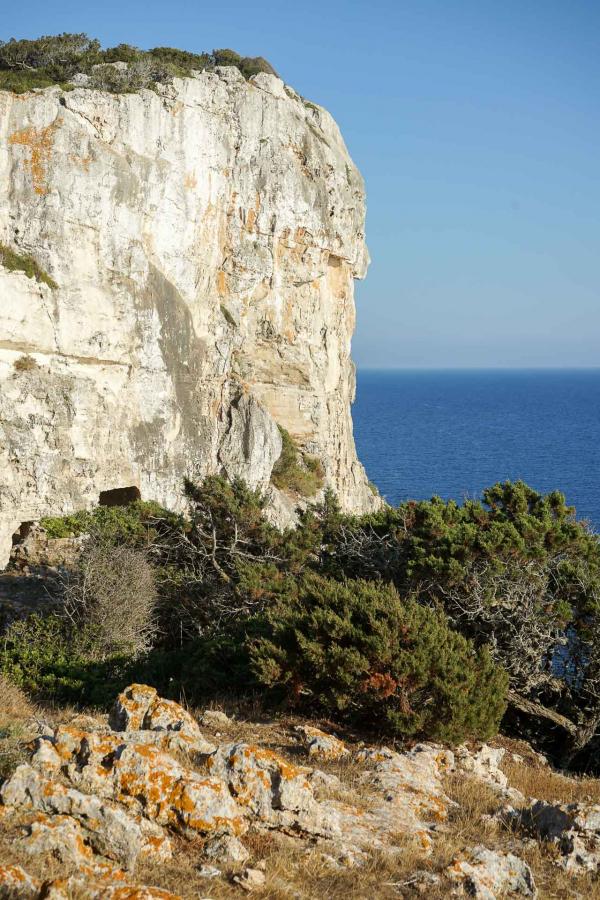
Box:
[249,572,508,743]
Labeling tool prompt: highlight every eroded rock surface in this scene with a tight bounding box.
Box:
[0,69,380,565]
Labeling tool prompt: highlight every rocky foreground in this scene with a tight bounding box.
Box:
[2,683,600,898]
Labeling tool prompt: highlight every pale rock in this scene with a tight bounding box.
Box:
[0,865,40,899]
[454,744,525,805]
[317,743,454,861]
[233,867,266,892]
[308,769,342,791]
[520,799,600,872]
[0,70,380,567]
[200,709,232,729]
[197,865,222,879]
[108,683,215,754]
[446,845,537,898]
[203,834,250,865]
[61,873,182,899]
[60,735,246,837]
[295,725,348,761]
[207,742,337,836]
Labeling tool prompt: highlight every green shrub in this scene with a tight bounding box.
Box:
[0,613,125,705]
[0,243,57,289]
[0,34,277,95]
[40,499,178,543]
[249,572,508,743]
[271,426,325,497]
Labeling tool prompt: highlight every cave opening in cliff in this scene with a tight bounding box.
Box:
[98,486,141,507]
[11,521,33,545]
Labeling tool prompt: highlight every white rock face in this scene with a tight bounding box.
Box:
[0,69,378,565]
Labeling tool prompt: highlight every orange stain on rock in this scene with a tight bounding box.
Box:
[9,120,60,195]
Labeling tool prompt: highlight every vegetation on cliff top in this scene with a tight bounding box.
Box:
[0,33,277,94]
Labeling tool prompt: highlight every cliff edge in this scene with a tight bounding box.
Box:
[0,67,378,565]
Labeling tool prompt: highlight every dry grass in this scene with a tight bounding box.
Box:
[0,675,33,722]
[495,735,600,805]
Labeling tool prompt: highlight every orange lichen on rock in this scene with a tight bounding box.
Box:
[0,864,40,898]
[8,120,60,195]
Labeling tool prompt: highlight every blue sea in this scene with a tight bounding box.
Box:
[352,369,600,529]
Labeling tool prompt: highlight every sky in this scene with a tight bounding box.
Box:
[3,1,599,367]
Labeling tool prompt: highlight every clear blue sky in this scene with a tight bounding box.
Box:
[4,1,599,367]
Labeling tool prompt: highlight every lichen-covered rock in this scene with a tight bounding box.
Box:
[207,742,336,836]
[295,725,348,761]
[0,68,380,567]
[109,685,210,748]
[53,732,246,837]
[0,764,171,869]
[446,846,537,898]
[0,865,40,899]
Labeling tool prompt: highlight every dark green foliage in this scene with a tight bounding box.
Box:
[271,426,325,497]
[0,613,131,706]
[0,243,57,289]
[211,48,277,79]
[40,499,179,544]
[316,480,600,763]
[249,572,507,743]
[0,33,277,95]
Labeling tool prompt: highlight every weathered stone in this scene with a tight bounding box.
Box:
[233,867,266,892]
[207,742,336,836]
[203,834,250,865]
[108,684,215,756]
[520,799,600,872]
[0,865,40,899]
[446,846,536,898]
[200,710,232,729]
[308,769,342,791]
[1,764,171,869]
[295,725,348,761]
[0,69,380,568]
[454,744,524,804]
[197,865,222,879]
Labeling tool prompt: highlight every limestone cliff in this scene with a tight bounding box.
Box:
[0,67,377,566]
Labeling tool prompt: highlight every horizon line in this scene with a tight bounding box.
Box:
[356,365,600,371]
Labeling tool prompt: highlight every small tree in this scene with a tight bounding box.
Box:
[249,572,507,744]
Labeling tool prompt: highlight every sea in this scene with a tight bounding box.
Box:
[352,369,600,529]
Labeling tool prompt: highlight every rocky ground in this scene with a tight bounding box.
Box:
[2,679,600,899]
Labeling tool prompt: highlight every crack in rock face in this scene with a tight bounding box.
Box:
[0,69,381,567]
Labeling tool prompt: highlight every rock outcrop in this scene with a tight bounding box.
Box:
[0,683,556,899]
[0,67,378,566]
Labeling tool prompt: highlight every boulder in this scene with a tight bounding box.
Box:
[446,846,537,898]
[295,725,348,761]
[203,834,250,865]
[1,764,171,869]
